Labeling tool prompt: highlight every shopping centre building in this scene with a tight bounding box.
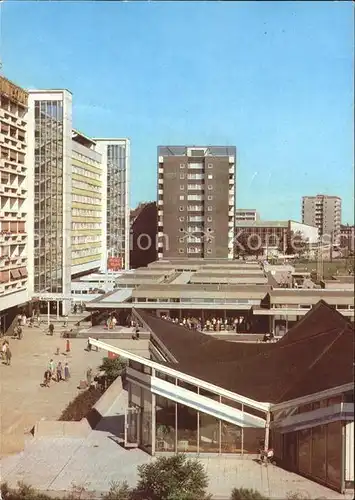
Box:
[89,300,354,493]
[85,259,355,331]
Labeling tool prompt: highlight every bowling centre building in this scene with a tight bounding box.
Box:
[89,300,355,494]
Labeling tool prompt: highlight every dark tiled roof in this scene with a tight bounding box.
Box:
[136,309,271,363]
[134,301,354,404]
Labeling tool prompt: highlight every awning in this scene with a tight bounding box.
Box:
[19,267,28,277]
[10,269,21,279]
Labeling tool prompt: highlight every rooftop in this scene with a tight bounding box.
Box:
[136,301,354,404]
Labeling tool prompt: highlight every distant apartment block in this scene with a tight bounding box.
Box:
[302,194,341,243]
[130,201,157,269]
[235,208,259,222]
[157,146,236,259]
[71,131,103,276]
[0,76,28,333]
[340,224,355,254]
[94,139,130,271]
[27,89,73,315]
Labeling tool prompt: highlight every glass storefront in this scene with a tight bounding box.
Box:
[280,421,343,491]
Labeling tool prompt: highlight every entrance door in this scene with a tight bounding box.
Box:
[124,407,140,448]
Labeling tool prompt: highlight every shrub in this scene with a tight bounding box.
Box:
[135,454,211,500]
[59,386,103,421]
[0,481,61,499]
[230,488,269,500]
[102,481,132,500]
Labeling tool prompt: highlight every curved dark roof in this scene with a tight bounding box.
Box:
[135,301,354,404]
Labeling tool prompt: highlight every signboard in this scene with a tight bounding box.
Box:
[108,257,122,271]
[108,351,118,360]
[32,294,73,301]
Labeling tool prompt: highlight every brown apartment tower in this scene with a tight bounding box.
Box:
[157,146,236,259]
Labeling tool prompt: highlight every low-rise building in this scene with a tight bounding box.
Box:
[340,224,354,254]
[89,300,354,493]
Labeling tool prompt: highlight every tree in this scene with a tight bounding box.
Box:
[135,454,211,500]
[234,231,263,259]
[99,356,127,387]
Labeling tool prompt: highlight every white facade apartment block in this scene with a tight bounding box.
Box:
[302,194,342,244]
[27,90,73,314]
[0,77,29,322]
[94,139,130,271]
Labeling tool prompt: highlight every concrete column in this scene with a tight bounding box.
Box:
[151,371,156,456]
[264,412,271,452]
[47,301,50,325]
[57,301,60,320]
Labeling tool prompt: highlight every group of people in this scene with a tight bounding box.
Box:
[1,339,12,365]
[160,314,250,333]
[43,359,70,387]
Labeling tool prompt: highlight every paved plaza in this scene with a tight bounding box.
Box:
[0,324,149,457]
[1,390,352,499]
[0,325,353,499]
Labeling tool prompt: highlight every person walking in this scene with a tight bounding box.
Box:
[43,369,51,387]
[5,346,12,366]
[56,361,63,381]
[86,367,93,387]
[48,359,55,378]
[48,323,54,336]
[64,362,70,381]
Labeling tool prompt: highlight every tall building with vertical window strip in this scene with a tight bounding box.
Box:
[71,130,103,276]
[27,89,73,315]
[94,139,130,271]
[0,76,29,333]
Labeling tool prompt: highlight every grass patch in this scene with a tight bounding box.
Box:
[59,386,103,421]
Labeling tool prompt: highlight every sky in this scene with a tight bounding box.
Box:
[1,1,354,223]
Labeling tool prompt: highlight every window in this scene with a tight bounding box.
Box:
[208,185,213,190]
[208,163,213,168]
[208,195,213,200]
[180,163,185,169]
[179,195,185,200]
[208,174,213,179]
[179,249,184,254]
[207,228,212,232]
[180,173,185,179]
[207,206,213,211]
[179,228,184,232]
[180,185,184,190]
[179,206,184,211]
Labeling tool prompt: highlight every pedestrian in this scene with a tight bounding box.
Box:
[48,359,55,378]
[48,323,54,336]
[43,369,51,387]
[56,361,63,381]
[5,347,12,366]
[86,367,93,387]
[73,304,77,314]
[64,362,70,381]
[1,340,8,361]
[95,338,99,351]
[37,311,41,326]
[17,326,23,340]
[87,339,92,351]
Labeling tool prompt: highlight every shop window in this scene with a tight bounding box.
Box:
[199,411,219,453]
[326,421,342,489]
[298,428,312,475]
[177,403,198,452]
[311,424,326,481]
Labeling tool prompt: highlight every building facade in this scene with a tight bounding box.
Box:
[0,76,29,333]
[340,224,354,254]
[302,195,342,243]
[71,131,103,276]
[27,89,73,315]
[94,139,130,271]
[130,201,157,269]
[235,209,260,222]
[235,220,319,257]
[157,146,236,260]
